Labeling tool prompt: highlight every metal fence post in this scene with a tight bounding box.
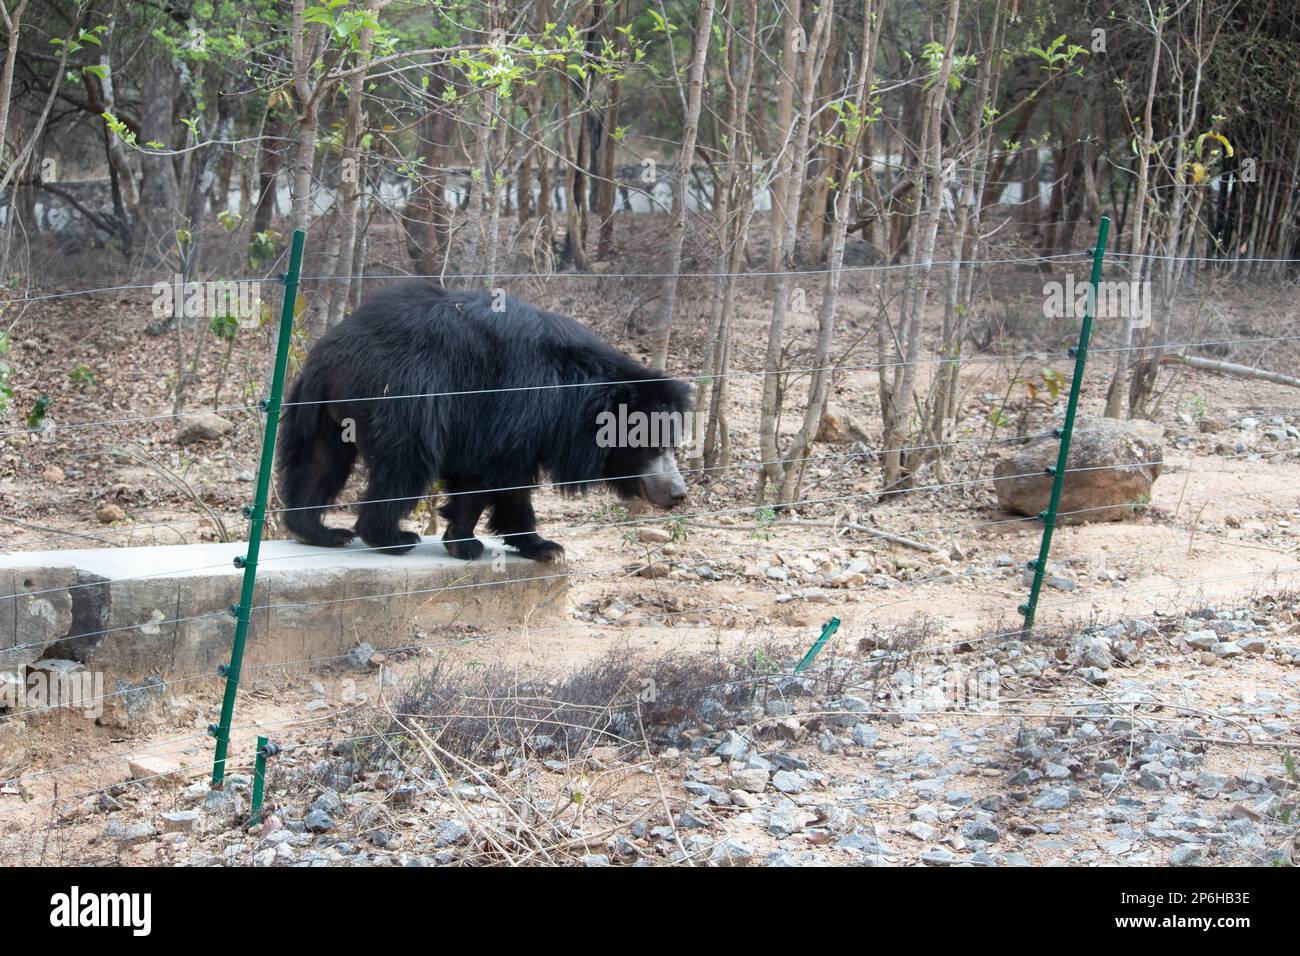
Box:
[1019,216,1110,634]
[795,617,841,673]
[210,229,305,786]
[250,737,279,826]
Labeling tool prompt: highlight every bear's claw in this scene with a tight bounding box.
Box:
[444,536,485,561]
[515,540,566,563]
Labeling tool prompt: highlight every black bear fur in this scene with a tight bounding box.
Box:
[276,280,692,560]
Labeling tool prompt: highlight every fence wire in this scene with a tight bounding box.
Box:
[1,250,1297,853]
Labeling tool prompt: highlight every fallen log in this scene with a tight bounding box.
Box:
[1160,353,1300,389]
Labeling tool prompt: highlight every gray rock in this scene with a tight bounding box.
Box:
[714,731,749,759]
[905,821,940,841]
[730,768,769,793]
[1032,788,1072,811]
[837,831,893,857]
[771,770,804,794]
[851,724,879,747]
[960,821,1001,843]
[303,809,334,833]
[105,820,157,846]
[435,819,470,847]
[1170,844,1206,867]
[310,790,343,817]
[346,642,376,668]
[768,807,807,838]
[159,810,200,833]
[709,839,755,867]
[683,781,731,806]
[1077,636,1114,669]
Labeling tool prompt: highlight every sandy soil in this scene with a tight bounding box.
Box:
[1,247,1297,865]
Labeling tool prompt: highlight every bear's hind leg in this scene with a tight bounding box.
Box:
[354,460,427,555]
[438,480,487,561]
[488,490,565,563]
[281,418,357,548]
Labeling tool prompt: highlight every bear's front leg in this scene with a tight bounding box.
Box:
[488,490,566,563]
[439,485,487,561]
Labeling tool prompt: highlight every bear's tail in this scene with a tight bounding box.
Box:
[276,370,357,546]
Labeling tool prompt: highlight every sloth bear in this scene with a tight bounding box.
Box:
[276,280,691,561]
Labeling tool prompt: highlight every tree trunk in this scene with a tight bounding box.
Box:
[647,0,715,370]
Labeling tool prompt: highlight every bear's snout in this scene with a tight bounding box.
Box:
[640,449,687,509]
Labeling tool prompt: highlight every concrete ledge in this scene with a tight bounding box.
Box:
[0,536,567,683]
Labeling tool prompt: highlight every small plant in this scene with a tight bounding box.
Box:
[591,502,631,526]
[1190,394,1209,421]
[69,363,95,388]
[1125,493,1152,513]
[208,313,239,341]
[0,332,12,417]
[1271,750,1298,865]
[988,407,1013,429]
[26,396,51,429]
[750,647,779,675]
[667,515,689,542]
[248,230,279,270]
[751,506,777,541]
[209,312,240,409]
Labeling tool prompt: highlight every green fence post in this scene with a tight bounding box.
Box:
[794,617,841,674]
[250,737,278,827]
[210,229,305,786]
[1019,216,1110,634]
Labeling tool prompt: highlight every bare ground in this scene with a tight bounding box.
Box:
[1,250,1298,865]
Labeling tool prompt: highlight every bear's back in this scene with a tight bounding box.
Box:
[337,280,631,377]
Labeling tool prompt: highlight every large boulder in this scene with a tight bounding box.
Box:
[994,416,1162,522]
[816,406,870,444]
[175,412,234,445]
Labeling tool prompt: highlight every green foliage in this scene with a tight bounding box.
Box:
[1026,34,1088,74]
[248,230,279,271]
[50,25,107,58]
[101,111,138,149]
[26,396,51,430]
[69,364,95,388]
[920,41,977,91]
[303,0,392,53]
[0,332,12,417]
[208,313,240,341]
[667,516,689,542]
[749,647,778,676]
